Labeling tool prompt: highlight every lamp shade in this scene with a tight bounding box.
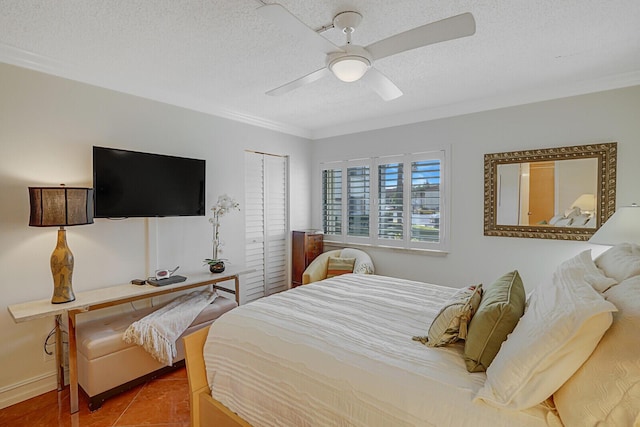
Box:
[571,193,596,212]
[29,186,94,227]
[589,203,640,245]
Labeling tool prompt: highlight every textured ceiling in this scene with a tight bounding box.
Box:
[0,0,639,139]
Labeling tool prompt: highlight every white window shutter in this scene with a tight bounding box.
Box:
[322,168,343,237]
[377,159,405,242]
[347,164,370,237]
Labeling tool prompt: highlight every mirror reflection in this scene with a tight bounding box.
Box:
[483,142,617,241]
[497,158,598,228]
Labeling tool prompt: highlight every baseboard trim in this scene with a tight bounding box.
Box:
[0,372,57,410]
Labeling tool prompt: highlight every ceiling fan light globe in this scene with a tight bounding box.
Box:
[329,56,370,82]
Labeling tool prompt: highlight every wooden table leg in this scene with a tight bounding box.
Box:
[54,314,64,391]
[67,310,79,413]
[234,275,240,305]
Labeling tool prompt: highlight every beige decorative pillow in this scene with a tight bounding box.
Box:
[419,284,483,347]
[326,256,356,279]
[554,276,640,426]
[464,271,526,372]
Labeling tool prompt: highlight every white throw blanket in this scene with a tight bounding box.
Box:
[123,289,218,366]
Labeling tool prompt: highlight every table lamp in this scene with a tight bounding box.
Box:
[589,203,640,245]
[29,185,94,303]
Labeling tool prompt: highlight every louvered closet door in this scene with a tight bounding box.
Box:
[244,151,289,303]
[244,152,265,302]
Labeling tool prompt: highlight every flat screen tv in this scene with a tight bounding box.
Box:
[93,146,205,218]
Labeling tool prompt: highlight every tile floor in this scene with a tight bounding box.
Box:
[0,367,190,427]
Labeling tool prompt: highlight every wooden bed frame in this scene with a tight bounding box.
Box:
[183,325,252,427]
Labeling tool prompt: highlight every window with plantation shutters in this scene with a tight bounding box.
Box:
[378,160,404,241]
[347,165,370,237]
[322,169,342,236]
[411,158,441,243]
[321,149,448,252]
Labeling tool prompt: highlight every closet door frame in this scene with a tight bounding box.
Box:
[244,150,290,303]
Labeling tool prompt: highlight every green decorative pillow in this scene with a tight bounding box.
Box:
[464,271,526,372]
[420,284,483,347]
[326,257,356,279]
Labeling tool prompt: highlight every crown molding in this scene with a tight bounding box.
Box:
[2,42,639,142]
[310,71,640,139]
[0,43,312,140]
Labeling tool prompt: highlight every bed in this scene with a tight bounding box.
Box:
[184,245,640,427]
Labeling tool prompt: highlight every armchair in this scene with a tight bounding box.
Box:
[302,248,374,285]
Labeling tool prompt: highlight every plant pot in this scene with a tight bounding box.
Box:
[209,261,225,273]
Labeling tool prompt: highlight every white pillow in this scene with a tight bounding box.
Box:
[595,243,640,283]
[565,206,581,218]
[573,249,618,292]
[569,214,590,227]
[529,251,615,294]
[554,275,640,426]
[474,251,617,410]
[548,213,565,226]
[553,217,573,227]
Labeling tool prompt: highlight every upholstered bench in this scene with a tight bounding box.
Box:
[76,295,237,410]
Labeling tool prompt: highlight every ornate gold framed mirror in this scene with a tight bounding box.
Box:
[484,142,617,240]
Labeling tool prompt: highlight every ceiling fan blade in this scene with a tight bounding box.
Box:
[366,12,476,61]
[266,67,330,96]
[361,68,403,101]
[258,3,344,55]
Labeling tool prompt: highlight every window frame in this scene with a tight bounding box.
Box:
[321,149,449,252]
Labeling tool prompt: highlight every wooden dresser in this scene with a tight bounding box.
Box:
[291,230,323,287]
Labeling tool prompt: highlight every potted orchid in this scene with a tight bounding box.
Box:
[204,194,240,273]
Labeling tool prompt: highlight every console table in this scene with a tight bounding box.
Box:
[7,266,253,414]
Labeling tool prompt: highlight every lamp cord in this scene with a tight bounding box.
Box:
[44,326,68,356]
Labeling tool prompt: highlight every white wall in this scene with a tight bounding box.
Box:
[555,158,598,215]
[0,63,313,407]
[311,86,640,290]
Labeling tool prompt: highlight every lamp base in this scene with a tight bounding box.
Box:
[51,228,75,304]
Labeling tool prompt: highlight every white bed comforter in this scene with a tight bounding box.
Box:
[204,274,555,427]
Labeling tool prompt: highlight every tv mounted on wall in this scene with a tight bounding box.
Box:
[93,146,206,218]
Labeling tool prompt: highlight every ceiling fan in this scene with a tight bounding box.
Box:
[257,3,476,101]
